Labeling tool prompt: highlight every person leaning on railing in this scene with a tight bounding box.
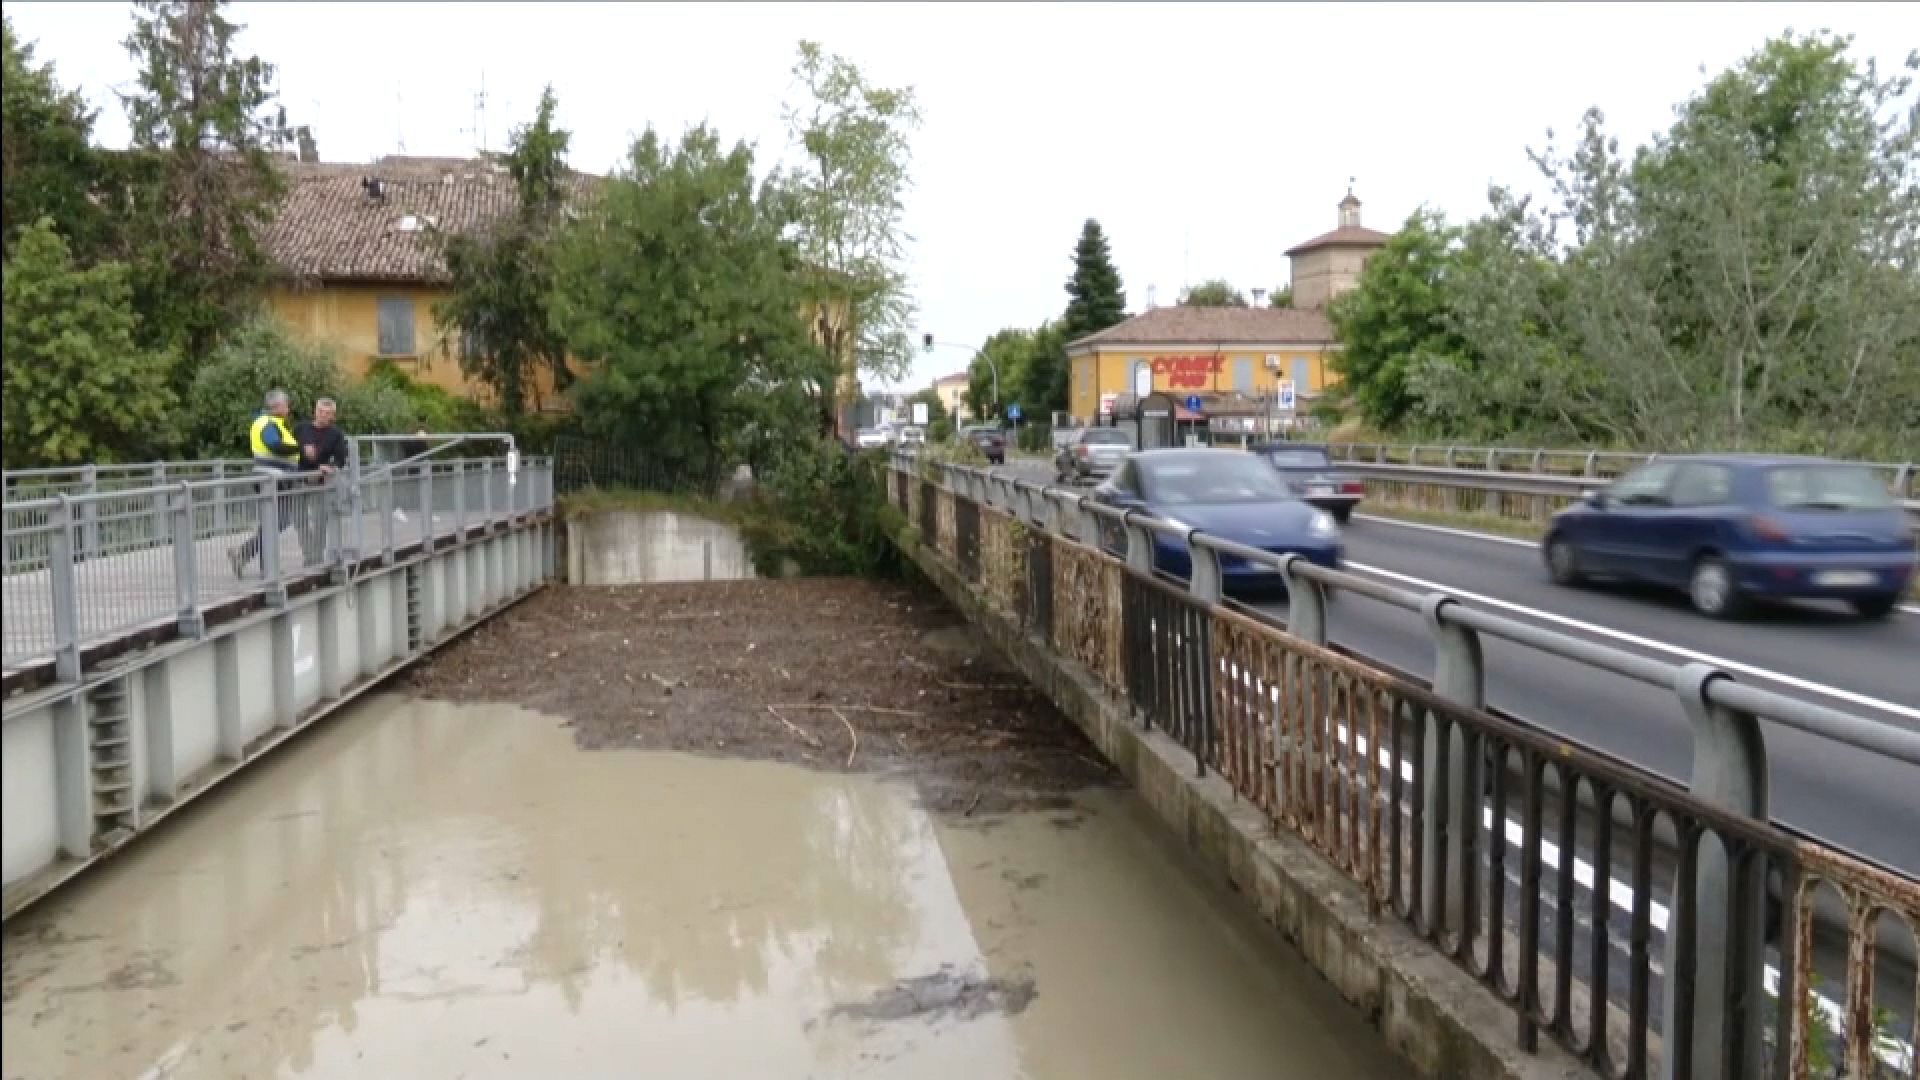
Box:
[228,389,302,579]
[292,397,349,567]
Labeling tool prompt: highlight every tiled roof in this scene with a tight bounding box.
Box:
[261,157,600,285]
[1067,305,1336,350]
[1284,223,1392,256]
[932,372,970,387]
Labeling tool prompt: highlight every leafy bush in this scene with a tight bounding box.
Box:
[740,438,905,578]
[362,358,489,435]
[1,219,177,467]
[180,314,420,457]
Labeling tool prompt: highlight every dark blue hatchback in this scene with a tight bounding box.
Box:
[1090,448,1343,598]
[1542,455,1915,620]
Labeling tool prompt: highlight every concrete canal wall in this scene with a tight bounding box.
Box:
[565,510,756,585]
[2,518,557,919]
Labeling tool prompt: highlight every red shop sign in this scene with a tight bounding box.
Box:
[1150,355,1223,389]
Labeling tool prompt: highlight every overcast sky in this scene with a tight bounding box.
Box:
[9,2,1914,391]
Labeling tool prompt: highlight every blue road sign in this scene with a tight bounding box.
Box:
[1006,403,1022,421]
[1184,395,1203,412]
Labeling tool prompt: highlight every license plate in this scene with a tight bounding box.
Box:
[1814,570,1876,587]
[1308,484,1333,495]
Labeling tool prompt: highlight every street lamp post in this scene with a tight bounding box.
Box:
[922,334,999,419]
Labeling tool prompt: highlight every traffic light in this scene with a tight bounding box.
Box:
[922,333,934,352]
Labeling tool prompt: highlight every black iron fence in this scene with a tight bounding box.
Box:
[551,435,725,497]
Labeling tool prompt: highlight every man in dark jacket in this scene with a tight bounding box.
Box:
[292,397,350,566]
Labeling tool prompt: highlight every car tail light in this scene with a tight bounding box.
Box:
[1341,481,1364,494]
[1075,446,1089,459]
[1747,514,1791,542]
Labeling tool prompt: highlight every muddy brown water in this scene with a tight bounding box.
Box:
[2,695,1409,1080]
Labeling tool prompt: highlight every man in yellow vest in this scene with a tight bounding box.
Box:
[229,390,302,578]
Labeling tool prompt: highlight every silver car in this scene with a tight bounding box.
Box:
[1055,427,1132,484]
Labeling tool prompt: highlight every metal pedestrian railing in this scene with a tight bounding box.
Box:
[892,452,1919,1080]
[3,454,554,679]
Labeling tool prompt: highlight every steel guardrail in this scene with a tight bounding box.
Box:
[1333,461,1920,527]
[3,452,553,678]
[891,450,1919,1080]
[1326,443,1917,500]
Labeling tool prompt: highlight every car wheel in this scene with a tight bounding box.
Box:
[1688,556,1747,619]
[1332,505,1352,525]
[1849,593,1900,620]
[1545,535,1584,586]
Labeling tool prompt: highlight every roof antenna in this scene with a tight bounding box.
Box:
[473,71,489,157]
[395,82,407,154]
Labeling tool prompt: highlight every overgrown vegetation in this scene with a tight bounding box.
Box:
[1326,33,1920,459]
[5,10,923,579]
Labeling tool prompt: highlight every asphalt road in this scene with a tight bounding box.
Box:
[995,461,1920,873]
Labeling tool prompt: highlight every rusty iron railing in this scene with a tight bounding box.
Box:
[890,452,1920,1080]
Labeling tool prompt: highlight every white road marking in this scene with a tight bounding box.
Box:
[1352,512,1920,618]
[1352,513,1539,549]
[1343,561,1920,722]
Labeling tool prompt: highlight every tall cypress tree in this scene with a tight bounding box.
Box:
[1062,219,1127,341]
[1028,219,1128,412]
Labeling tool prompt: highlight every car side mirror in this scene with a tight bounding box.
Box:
[1581,489,1607,509]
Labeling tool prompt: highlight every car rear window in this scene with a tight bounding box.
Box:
[1081,430,1130,445]
[1764,466,1897,510]
[1266,450,1331,467]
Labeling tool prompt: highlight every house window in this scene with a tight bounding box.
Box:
[1292,357,1311,390]
[1232,358,1253,394]
[377,298,416,357]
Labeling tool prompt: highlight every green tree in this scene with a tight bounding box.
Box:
[117,0,298,367]
[1033,220,1128,414]
[1326,209,1477,428]
[1062,219,1127,340]
[964,327,1033,420]
[1438,32,1920,455]
[783,40,923,429]
[2,18,110,260]
[2,220,177,467]
[551,125,830,489]
[436,86,576,420]
[1178,279,1247,307]
[1016,319,1070,418]
[1268,284,1293,308]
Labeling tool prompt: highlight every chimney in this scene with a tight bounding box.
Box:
[296,128,319,164]
[361,176,386,201]
[1146,284,1158,309]
[1251,287,1268,307]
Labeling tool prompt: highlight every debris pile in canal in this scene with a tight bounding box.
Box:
[406,578,1117,813]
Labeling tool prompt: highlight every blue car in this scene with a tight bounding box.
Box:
[1542,455,1915,620]
[1090,448,1343,597]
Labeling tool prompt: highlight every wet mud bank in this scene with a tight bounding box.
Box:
[403,577,1117,815]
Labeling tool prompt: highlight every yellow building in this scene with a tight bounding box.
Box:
[931,372,970,423]
[1066,191,1390,423]
[260,155,592,410]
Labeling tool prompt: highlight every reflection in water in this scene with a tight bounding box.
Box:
[2,695,1403,1080]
